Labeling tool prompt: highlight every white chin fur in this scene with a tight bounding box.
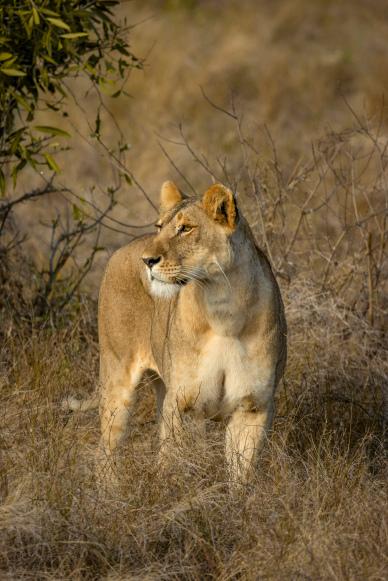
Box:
[148,272,181,299]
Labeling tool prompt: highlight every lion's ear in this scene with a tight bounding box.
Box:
[202,184,238,230]
[160,181,183,212]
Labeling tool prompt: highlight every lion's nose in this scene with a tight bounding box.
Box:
[142,256,161,268]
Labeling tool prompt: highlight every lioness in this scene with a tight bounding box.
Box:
[66,182,287,483]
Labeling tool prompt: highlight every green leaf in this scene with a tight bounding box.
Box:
[26,153,37,171]
[44,153,61,173]
[8,126,26,142]
[12,160,27,187]
[123,173,132,186]
[40,8,59,16]
[46,18,71,31]
[34,125,70,137]
[32,7,40,25]
[0,56,17,67]
[42,54,58,65]
[0,68,26,77]
[14,93,31,112]
[27,15,34,35]
[72,204,83,222]
[98,79,117,96]
[0,167,5,196]
[114,44,130,57]
[60,32,89,39]
[0,52,13,61]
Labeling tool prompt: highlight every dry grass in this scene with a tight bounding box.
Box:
[1,0,388,578]
[0,276,386,579]
[1,132,387,575]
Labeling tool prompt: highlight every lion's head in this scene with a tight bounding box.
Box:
[142,181,239,298]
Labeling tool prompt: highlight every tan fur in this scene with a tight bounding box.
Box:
[202,184,237,229]
[65,182,287,484]
[160,180,182,212]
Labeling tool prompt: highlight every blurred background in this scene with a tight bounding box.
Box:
[9,0,388,294]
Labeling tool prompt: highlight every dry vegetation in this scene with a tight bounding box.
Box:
[1,0,388,579]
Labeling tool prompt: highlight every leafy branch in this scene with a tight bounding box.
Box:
[0,0,142,193]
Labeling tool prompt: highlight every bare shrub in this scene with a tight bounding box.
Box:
[1,105,387,577]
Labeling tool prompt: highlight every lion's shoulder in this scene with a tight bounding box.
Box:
[100,234,155,301]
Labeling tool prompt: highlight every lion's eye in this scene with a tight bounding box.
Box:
[177,224,193,234]
[155,223,162,231]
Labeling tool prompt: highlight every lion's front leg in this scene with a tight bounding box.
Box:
[158,391,184,467]
[158,384,205,467]
[225,398,274,485]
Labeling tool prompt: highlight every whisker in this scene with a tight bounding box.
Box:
[214,258,232,291]
[176,272,206,290]
[178,266,205,277]
[178,266,204,276]
[179,266,207,280]
[179,271,205,282]
[167,265,209,290]
[179,273,207,289]
[182,276,205,288]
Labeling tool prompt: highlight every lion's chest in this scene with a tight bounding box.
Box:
[177,334,264,418]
